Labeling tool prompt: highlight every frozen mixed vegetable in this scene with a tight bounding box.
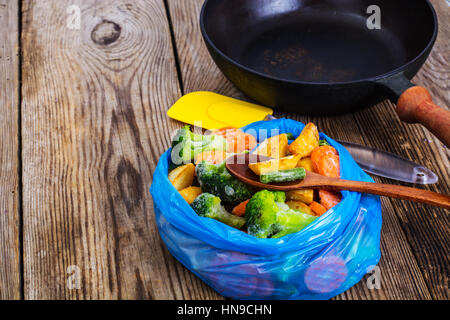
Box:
[191,193,246,229]
[171,125,227,166]
[259,167,306,184]
[196,160,254,206]
[212,127,257,153]
[168,123,343,239]
[246,190,317,239]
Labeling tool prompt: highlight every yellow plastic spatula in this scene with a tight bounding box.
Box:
[167,91,273,130]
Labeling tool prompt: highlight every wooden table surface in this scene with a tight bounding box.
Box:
[0,0,448,300]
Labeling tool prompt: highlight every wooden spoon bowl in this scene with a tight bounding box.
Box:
[226,154,450,209]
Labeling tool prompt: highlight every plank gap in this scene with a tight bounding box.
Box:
[18,0,24,300]
[0,0,21,299]
[163,0,184,95]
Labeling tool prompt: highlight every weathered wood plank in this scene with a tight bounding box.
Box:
[0,0,21,300]
[351,105,448,300]
[164,0,241,98]
[167,0,436,299]
[350,0,449,299]
[21,0,218,299]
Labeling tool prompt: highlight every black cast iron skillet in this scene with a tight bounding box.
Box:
[200,0,450,146]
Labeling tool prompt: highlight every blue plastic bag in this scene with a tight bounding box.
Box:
[150,119,382,299]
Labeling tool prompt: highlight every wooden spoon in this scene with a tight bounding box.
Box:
[226,154,450,209]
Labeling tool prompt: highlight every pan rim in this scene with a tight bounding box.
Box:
[199,0,438,86]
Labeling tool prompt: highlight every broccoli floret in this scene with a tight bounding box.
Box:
[272,202,318,238]
[246,190,317,239]
[196,161,254,206]
[191,193,246,229]
[171,126,227,166]
[245,190,285,238]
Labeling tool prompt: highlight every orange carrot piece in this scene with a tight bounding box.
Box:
[195,151,228,165]
[213,127,237,135]
[309,201,328,216]
[232,199,250,217]
[213,127,257,153]
[311,146,340,178]
[230,132,257,153]
[319,190,342,210]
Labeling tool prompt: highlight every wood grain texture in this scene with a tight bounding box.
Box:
[0,0,21,300]
[12,0,448,300]
[350,0,449,299]
[166,0,444,299]
[20,0,218,300]
[352,102,449,300]
[164,0,241,98]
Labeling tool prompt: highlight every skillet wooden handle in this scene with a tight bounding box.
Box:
[397,86,450,147]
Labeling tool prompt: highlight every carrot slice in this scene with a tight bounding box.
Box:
[232,199,250,217]
[230,133,257,153]
[213,126,237,134]
[195,151,228,165]
[309,201,328,216]
[213,127,238,137]
[311,146,340,178]
[319,190,342,210]
[213,127,257,153]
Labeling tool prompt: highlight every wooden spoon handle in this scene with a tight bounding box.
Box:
[397,86,450,147]
[316,177,450,209]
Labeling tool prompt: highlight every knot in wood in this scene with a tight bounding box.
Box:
[91,20,121,46]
